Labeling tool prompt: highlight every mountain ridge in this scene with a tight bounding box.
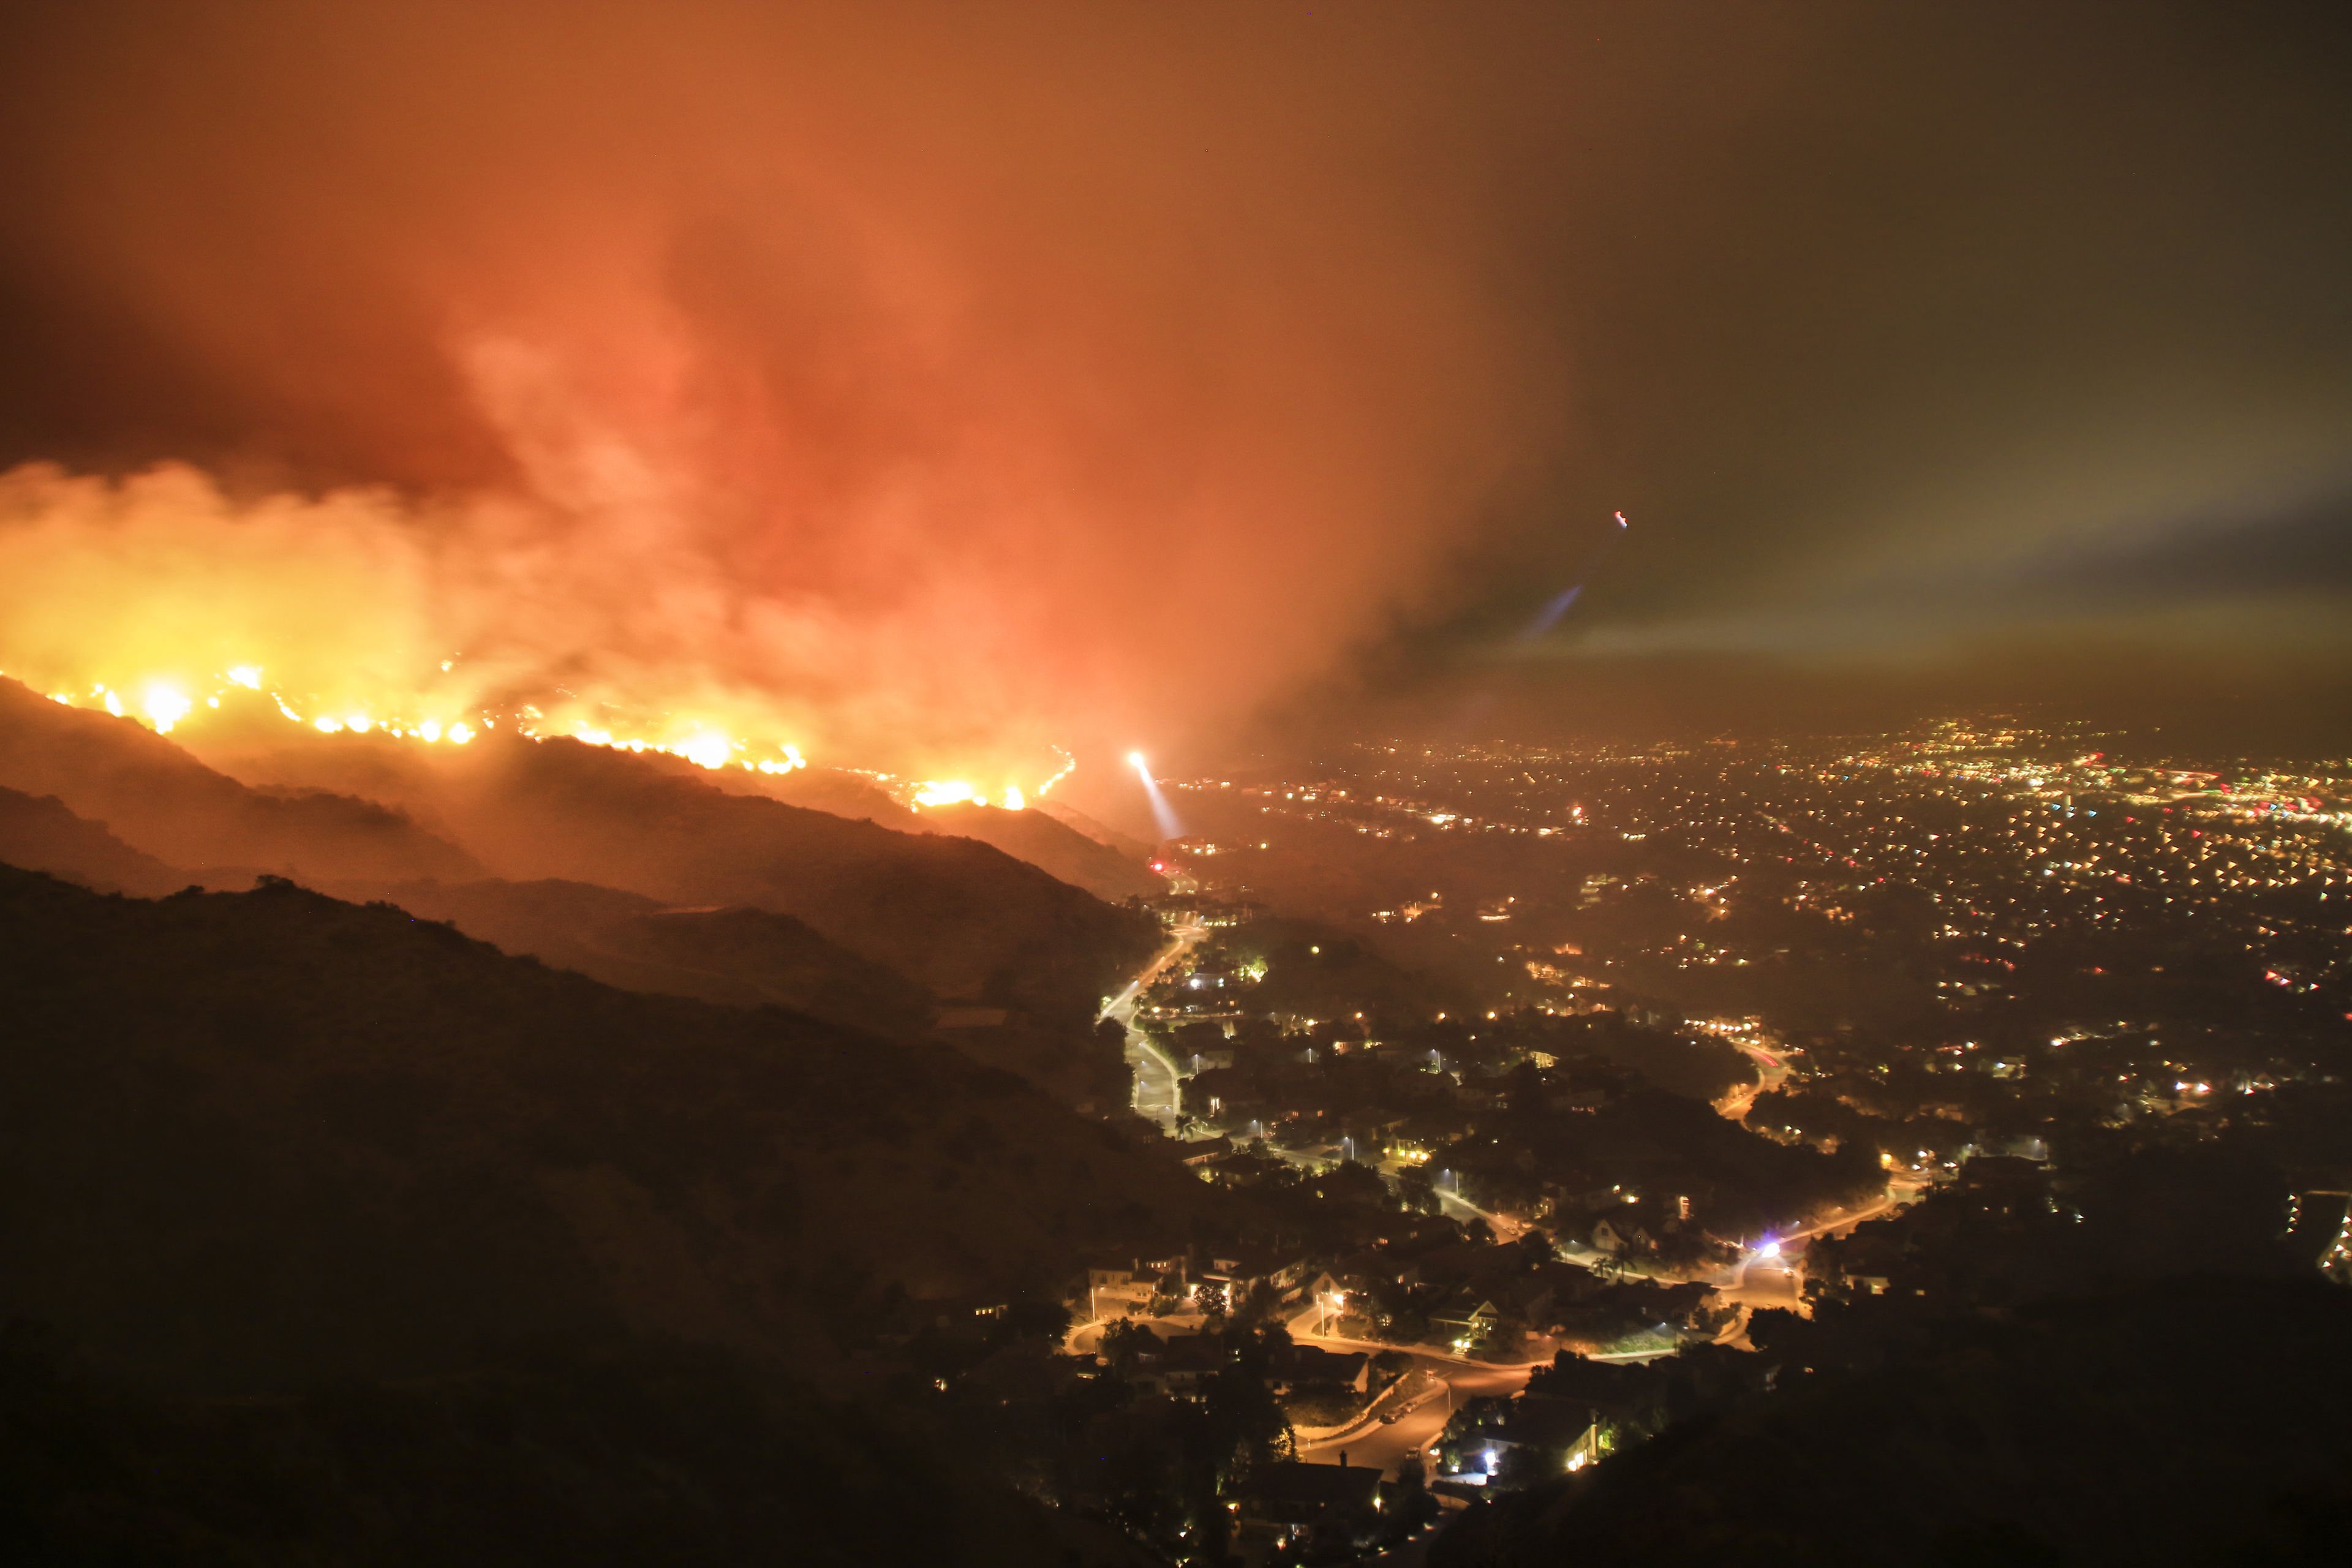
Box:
[0,863,1199,1398]
[0,680,481,884]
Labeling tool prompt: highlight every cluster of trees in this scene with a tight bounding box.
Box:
[933,1319,1300,1563]
[1438,1011,1756,1103]
[1444,1076,1885,1246]
[1202,1146,1434,1260]
[1434,1277,2352,1568]
[1193,918,1458,1028]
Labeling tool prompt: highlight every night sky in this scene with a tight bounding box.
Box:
[2,2,2348,768]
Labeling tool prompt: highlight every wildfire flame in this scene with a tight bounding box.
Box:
[911,780,977,807]
[3,661,1099,806]
[10,660,821,775]
[0,464,1076,801]
[905,778,1035,811]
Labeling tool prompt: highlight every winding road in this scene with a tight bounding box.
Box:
[1101,921,1207,1133]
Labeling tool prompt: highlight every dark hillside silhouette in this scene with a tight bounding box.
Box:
[0,783,185,896]
[0,865,1198,1396]
[173,712,1158,1025]
[0,679,481,884]
[728,766,1165,901]
[336,876,937,1038]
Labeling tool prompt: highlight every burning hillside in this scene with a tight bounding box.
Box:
[0,675,1156,1024]
[0,3,1561,816]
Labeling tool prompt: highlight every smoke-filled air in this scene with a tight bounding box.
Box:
[0,2,1564,802]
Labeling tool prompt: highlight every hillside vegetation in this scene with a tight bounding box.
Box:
[0,865,1199,1396]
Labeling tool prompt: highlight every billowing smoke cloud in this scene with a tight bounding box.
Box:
[0,1,1564,786]
[12,2,2350,782]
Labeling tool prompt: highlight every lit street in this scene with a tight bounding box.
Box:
[1294,1353,1532,1480]
[1101,922,1207,1134]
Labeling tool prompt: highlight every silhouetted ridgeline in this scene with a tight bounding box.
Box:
[0,865,1199,1392]
[0,783,184,897]
[0,864,1194,1559]
[331,875,938,1039]
[0,679,480,884]
[911,797,1165,902]
[0,680,1162,1096]
[735,765,1166,903]
[0,774,947,1046]
[422,734,1161,1024]
[129,698,1159,1024]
